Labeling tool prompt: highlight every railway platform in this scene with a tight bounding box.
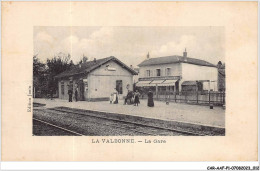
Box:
[33,98,225,128]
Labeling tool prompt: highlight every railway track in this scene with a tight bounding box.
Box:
[33,118,83,136]
[34,107,207,136]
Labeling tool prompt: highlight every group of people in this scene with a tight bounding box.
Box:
[68,87,154,107]
[110,88,154,107]
[123,90,141,106]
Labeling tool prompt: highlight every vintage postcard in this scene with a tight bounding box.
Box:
[1,1,258,161]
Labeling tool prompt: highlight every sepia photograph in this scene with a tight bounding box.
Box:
[33,26,225,136]
[1,1,258,164]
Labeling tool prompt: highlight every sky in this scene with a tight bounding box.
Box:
[34,26,225,67]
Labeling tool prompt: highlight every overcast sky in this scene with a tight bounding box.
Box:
[34,26,225,67]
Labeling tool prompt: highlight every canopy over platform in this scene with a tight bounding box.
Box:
[136,79,178,87]
[136,80,152,87]
[160,80,177,86]
[149,80,165,86]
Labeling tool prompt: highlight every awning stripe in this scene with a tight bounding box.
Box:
[136,80,152,87]
[160,80,177,85]
[149,80,165,86]
[136,79,178,86]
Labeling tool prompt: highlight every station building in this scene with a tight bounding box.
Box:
[55,56,137,101]
[136,50,218,94]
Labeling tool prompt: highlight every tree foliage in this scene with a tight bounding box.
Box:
[78,54,88,64]
[33,53,74,97]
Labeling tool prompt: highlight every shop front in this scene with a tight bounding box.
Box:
[136,76,180,97]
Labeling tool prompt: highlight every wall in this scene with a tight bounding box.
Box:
[139,63,182,78]
[181,63,218,91]
[87,60,134,100]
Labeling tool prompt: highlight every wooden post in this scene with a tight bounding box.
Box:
[156,84,158,100]
[169,86,170,102]
[209,91,211,104]
[166,87,167,101]
[196,90,198,104]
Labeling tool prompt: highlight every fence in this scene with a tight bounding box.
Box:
[140,91,225,106]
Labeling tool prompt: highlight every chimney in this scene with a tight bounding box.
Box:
[130,65,133,69]
[94,58,96,63]
[147,52,150,59]
[217,61,222,68]
[183,48,187,58]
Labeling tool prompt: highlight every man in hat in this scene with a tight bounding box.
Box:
[68,88,73,102]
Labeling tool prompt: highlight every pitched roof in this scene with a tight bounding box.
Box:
[55,56,137,79]
[138,55,216,67]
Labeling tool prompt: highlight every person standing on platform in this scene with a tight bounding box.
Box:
[147,89,154,107]
[75,88,78,102]
[68,88,73,102]
[109,93,113,104]
[134,90,140,106]
[112,88,119,104]
[124,90,133,105]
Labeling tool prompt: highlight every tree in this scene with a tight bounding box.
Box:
[46,53,74,94]
[33,53,75,97]
[78,54,88,64]
[33,55,46,97]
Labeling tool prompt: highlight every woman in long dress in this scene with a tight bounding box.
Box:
[112,88,119,104]
[147,90,154,107]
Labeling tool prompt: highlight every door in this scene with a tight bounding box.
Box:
[78,80,85,101]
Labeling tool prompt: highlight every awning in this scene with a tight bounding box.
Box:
[160,79,177,86]
[149,80,165,86]
[182,81,197,86]
[136,80,152,87]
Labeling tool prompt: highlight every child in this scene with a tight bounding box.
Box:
[109,93,113,104]
[134,90,140,106]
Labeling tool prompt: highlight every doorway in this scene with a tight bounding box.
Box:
[78,80,85,101]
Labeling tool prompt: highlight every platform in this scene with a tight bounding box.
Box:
[33,98,225,128]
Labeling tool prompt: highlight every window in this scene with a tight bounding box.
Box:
[156,69,161,76]
[146,70,150,77]
[166,68,171,76]
[116,80,123,94]
[61,82,64,95]
[197,82,203,91]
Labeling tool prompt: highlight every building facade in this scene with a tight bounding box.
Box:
[136,50,218,95]
[55,56,137,101]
